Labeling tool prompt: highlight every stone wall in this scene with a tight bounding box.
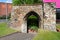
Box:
[10,3,56,33]
[10,5,43,33]
[44,3,56,31]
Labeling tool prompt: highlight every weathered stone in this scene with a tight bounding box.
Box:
[43,3,56,31]
[10,3,56,33]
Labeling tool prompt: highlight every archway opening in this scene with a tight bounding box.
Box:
[25,11,40,33]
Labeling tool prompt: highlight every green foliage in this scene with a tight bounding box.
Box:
[12,0,43,6]
[0,15,6,19]
[33,29,60,40]
[27,15,38,27]
[56,24,60,29]
[27,15,39,31]
[28,15,37,19]
[30,26,38,31]
[0,13,11,19]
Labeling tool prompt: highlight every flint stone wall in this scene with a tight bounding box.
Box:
[10,3,56,33]
[44,3,56,31]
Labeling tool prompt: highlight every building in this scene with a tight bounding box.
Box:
[0,2,12,16]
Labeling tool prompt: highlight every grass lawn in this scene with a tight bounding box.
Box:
[56,24,60,29]
[33,24,60,40]
[33,29,60,40]
[0,22,17,37]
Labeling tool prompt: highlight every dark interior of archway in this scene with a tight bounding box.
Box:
[27,11,39,33]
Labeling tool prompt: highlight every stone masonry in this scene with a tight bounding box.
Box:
[10,2,56,33]
[44,3,56,31]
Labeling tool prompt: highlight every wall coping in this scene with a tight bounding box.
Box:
[13,4,42,6]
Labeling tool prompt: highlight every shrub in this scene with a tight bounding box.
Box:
[30,26,38,31]
[0,13,11,19]
[13,0,43,6]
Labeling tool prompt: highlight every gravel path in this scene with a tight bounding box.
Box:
[0,33,36,40]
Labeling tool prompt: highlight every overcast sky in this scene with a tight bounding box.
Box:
[0,0,12,3]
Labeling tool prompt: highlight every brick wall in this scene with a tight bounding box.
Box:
[0,2,12,16]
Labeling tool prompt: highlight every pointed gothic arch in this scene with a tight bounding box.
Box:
[24,11,41,33]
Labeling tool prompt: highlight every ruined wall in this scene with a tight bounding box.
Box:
[10,5,43,32]
[44,3,56,31]
[10,3,56,33]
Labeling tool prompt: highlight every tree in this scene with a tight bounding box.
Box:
[12,0,43,6]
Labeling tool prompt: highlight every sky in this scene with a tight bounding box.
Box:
[0,0,12,3]
[0,0,60,8]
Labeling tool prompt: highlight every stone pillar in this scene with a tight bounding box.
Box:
[43,3,56,31]
[21,20,27,33]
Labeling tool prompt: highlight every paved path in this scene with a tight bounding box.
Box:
[0,19,7,22]
[0,33,36,40]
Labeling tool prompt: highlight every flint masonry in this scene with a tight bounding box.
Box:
[10,3,56,33]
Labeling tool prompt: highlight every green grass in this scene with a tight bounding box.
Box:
[33,29,60,40]
[0,22,17,37]
[56,24,60,29]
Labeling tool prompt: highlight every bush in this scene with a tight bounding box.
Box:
[0,13,11,19]
[30,26,38,31]
[0,15,6,19]
[13,0,43,6]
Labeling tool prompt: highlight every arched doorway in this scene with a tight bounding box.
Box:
[24,11,40,33]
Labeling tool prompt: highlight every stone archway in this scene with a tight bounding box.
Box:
[24,11,41,33]
[10,3,56,33]
[10,5,43,33]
